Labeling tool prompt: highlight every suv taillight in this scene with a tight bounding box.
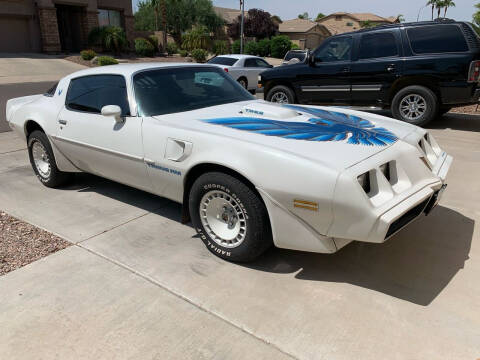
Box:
[468,60,480,82]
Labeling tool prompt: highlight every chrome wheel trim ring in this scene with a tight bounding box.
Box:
[32,141,51,179]
[200,190,247,248]
[270,91,289,104]
[399,94,427,121]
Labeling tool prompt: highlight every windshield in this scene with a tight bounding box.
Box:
[207,57,238,66]
[133,66,255,116]
[284,51,306,61]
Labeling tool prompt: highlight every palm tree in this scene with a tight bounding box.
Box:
[436,0,445,18]
[443,0,455,17]
[426,0,437,20]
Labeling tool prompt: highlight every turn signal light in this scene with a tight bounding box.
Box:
[468,60,480,82]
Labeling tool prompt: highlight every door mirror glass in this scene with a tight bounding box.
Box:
[101,105,123,122]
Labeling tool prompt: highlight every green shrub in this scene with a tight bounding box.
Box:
[88,26,127,53]
[80,49,96,61]
[270,35,292,58]
[181,25,211,51]
[232,39,241,54]
[135,38,155,57]
[166,42,178,55]
[244,41,259,55]
[213,40,229,55]
[256,39,271,57]
[191,48,208,63]
[291,43,300,50]
[147,35,159,51]
[179,49,189,57]
[97,56,118,66]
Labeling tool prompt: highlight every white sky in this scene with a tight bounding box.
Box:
[134,0,477,23]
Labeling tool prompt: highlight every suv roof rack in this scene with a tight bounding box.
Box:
[339,18,460,36]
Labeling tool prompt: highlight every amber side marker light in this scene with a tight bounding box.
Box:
[294,199,319,211]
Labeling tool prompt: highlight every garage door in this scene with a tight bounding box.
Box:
[0,17,32,52]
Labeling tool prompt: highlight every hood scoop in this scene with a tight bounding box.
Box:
[241,102,299,120]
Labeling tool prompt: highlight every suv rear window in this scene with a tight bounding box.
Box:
[359,32,398,59]
[407,25,469,54]
[207,57,238,66]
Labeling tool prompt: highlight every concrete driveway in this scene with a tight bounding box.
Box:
[0,113,479,359]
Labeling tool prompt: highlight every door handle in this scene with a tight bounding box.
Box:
[386,64,396,72]
[58,119,67,125]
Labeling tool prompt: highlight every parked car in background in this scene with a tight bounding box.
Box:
[7,63,451,262]
[282,50,309,66]
[207,54,273,93]
[261,19,480,126]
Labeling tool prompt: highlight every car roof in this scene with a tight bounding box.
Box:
[215,54,259,59]
[63,62,217,80]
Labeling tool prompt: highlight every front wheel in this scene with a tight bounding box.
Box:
[266,85,295,104]
[28,130,71,188]
[391,85,438,126]
[189,172,272,262]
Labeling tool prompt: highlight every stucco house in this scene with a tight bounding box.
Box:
[0,0,134,53]
[317,12,399,35]
[279,19,331,50]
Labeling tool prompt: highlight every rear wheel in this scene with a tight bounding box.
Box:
[189,172,272,262]
[237,77,248,89]
[266,85,295,104]
[391,85,438,126]
[28,130,71,188]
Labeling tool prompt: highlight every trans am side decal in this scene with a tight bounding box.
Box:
[202,107,397,146]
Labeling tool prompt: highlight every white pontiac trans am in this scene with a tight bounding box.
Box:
[6,63,452,262]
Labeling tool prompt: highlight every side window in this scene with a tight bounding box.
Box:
[359,32,398,59]
[244,59,257,67]
[66,75,130,115]
[314,37,353,63]
[407,25,469,54]
[255,59,271,67]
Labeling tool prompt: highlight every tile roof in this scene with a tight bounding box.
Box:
[279,19,318,33]
[213,6,242,24]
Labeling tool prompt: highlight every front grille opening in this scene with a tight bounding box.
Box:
[379,162,391,181]
[385,197,430,239]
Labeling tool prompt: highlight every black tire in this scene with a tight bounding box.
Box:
[28,130,72,188]
[189,172,272,262]
[237,77,248,89]
[266,85,295,104]
[391,85,438,126]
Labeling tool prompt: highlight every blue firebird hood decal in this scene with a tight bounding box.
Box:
[202,105,398,146]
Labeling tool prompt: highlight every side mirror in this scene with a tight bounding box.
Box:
[308,53,316,66]
[268,64,273,68]
[101,105,123,123]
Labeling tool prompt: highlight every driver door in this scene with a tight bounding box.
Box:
[295,36,353,105]
[54,74,151,191]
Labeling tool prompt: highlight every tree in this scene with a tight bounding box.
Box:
[298,12,309,20]
[315,13,326,22]
[271,15,282,24]
[426,0,438,20]
[134,1,155,31]
[181,25,210,51]
[436,0,445,18]
[227,8,278,40]
[360,20,376,28]
[442,0,455,17]
[473,3,480,34]
[397,14,405,22]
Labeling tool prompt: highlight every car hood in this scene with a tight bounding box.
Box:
[154,100,419,171]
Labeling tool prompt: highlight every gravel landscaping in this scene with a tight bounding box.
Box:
[0,211,70,276]
[450,104,479,114]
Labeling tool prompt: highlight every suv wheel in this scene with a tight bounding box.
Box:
[189,172,272,262]
[391,85,438,126]
[266,85,295,104]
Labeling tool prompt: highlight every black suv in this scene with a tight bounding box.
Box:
[261,19,480,126]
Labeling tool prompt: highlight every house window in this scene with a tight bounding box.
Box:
[346,22,353,26]
[335,15,342,21]
[98,9,122,28]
